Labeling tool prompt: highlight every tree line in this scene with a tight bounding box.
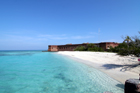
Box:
[108,32,140,57]
[74,32,140,57]
[74,43,104,52]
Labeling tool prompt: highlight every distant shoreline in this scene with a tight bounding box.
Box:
[57,51,139,84]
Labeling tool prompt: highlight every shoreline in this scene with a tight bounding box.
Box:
[57,51,139,84]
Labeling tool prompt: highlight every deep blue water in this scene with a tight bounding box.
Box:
[0,51,124,93]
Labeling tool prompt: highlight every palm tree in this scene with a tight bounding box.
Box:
[123,36,132,44]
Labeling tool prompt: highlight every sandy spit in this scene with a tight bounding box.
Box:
[57,51,140,84]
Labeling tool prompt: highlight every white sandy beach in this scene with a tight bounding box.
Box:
[57,51,140,84]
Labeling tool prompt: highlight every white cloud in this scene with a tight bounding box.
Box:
[5,35,33,40]
[1,33,95,44]
[71,36,94,39]
[39,34,94,40]
[38,34,67,40]
[52,37,68,40]
[89,32,98,35]
[100,39,122,43]
[2,34,48,43]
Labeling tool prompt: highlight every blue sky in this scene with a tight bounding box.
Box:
[0,0,140,50]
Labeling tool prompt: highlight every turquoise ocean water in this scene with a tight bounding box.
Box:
[0,51,124,93]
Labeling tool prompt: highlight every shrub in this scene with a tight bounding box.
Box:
[87,43,95,48]
[118,49,130,56]
[87,48,95,51]
[98,47,104,52]
[108,32,140,57]
[133,48,140,57]
[87,46,104,52]
[74,46,86,51]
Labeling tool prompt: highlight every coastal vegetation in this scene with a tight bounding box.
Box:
[74,43,104,52]
[108,32,140,57]
[74,32,140,57]
[74,46,86,51]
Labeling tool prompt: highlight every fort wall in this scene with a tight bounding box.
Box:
[48,42,119,52]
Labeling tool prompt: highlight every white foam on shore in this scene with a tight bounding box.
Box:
[57,51,140,84]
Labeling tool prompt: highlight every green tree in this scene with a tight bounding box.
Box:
[108,32,140,57]
[74,46,86,51]
[87,43,95,48]
[123,36,132,44]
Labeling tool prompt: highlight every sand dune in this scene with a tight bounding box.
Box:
[57,51,140,84]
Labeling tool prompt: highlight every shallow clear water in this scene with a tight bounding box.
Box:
[0,51,124,93]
